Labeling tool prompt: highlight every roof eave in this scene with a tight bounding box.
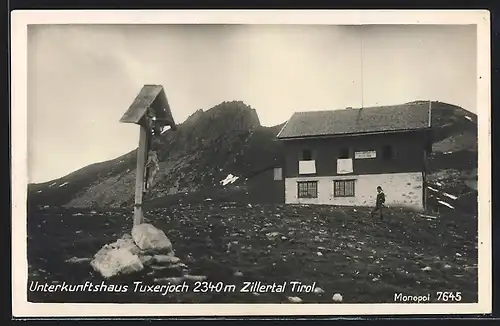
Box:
[277,127,432,141]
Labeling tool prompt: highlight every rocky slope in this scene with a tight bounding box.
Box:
[424,102,478,214]
[28,101,286,209]
[28,203,478,303]
[28,100,478,213]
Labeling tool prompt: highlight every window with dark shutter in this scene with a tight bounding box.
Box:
[297,181,318,198]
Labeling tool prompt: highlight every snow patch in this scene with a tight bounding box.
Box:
[465,116,473,121]
[220,174,239,186]
[49,182,57,187]
[443,151,453,155]
[438,200,455,209]
[59,181,69,187]
[443,193,458,200]
[37,190,42,193]
[435,182,443,187]
[160,126,171,135]
[427,186,439,192]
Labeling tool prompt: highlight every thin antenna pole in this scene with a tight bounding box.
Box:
[428,100,432,127]
[360,27,364,108]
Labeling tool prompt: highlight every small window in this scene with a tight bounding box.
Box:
[333,180,356,197]
[382,145,394,160]
[273,167,283,181]
[297,181,318,198]
[339,147,350,159]
[302,149,313,161]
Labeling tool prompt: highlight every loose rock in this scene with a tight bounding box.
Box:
[266,232,281,240]
[132,223,173,253]
[313,287,325,294]
[332,293,343,302]
[287,296,303,303]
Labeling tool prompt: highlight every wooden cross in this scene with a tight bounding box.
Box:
[120,85,177,226]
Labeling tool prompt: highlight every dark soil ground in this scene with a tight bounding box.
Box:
[27,202,478,304]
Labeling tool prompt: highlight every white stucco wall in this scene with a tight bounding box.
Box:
[285,172,424,211]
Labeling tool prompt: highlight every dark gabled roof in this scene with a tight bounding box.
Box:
[120,84,177,130]
[277,101,432,139]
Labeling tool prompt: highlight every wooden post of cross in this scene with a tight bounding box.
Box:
[119,85,177,226]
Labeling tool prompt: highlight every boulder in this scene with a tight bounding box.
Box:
[91,247,144,279]
[132,223,173,253]
[90,234,144,278]
[113,238,142,255]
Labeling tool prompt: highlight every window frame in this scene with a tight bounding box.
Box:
[333,179,356,197]
[297,180,318,199]
[273,167,283,181]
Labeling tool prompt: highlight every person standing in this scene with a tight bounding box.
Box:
[371,186,385,220]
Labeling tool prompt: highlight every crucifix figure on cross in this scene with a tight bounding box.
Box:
[142,108,164,193]
[119,85,177,226]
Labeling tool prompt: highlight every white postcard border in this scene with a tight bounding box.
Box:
[11,9,492,317]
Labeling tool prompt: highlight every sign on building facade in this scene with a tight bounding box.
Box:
[354,150,377,159]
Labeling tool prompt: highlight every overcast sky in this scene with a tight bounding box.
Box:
[27,24,477,183]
